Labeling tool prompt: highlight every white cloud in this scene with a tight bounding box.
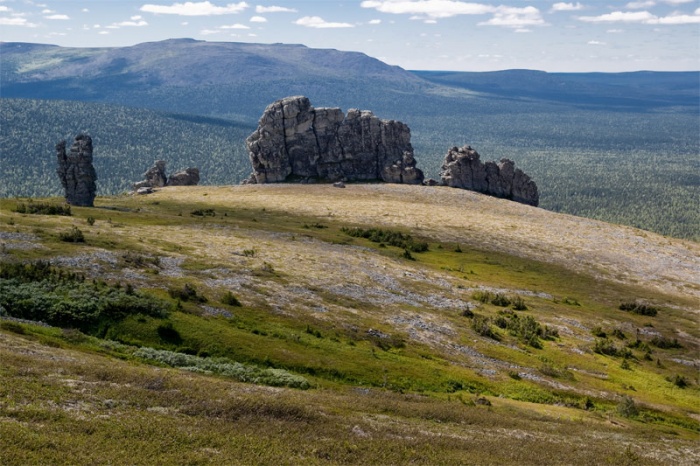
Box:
[294,16,354,28]
[140,1,249,16]
[360,0,495,19]
[45,14,70,20]
[255,5,296,13]
[131,15,144,20]
[99,30,109,35]
[221,23,249,28]
[588,40,606,45]
[607,28,624,33]
[479,6,546,28]
[107,18,150,29]
[578,10,700,24]
[250,15,266,22]
[1,19,36,29]
[515,28,532,33]
[42,9,54,14]
[0,6,9,12]
[199,28,221,34]
[663,0,692,4]
[626,1,655,8]
[368,19,381,24]
[82,8,89,13]
[550,2,584,12]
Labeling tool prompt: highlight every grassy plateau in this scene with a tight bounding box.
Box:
[0,184,698,465]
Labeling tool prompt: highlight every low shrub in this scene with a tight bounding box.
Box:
[650,336,682,349]
[341,227,428,252]
[221,291,242,307]
[133,346,310,389]
[471,315,499,340]
[190,209,216,217]
[59,226,85,243]
[619,301,658,317]
[168,283,207,303]
[617,396,638,418]
[0,261,169,333]
[14,202,71,216]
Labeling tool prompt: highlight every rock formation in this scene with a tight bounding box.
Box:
[133,160,167,190]
[132,161,199,190]
[244,96,423,185]
[440,145,539,206]
[56,134,97,207]
[167,167,200,186]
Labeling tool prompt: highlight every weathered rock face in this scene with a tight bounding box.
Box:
[167,167,200,186]
[245,96,423,185]
[132,161,200,190]
[440,145,539,206]
[56,134,97,207]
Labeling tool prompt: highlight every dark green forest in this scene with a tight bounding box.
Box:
[1,97,698,241]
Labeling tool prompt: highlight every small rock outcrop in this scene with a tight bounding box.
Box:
[132,161,199,191]
[440,145,539,206]
[244,96,423,185]
[133,160,167,190]
[167,167,200,186]
[56,134,97,207]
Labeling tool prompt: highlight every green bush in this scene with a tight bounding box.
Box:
[190,209,216,217]
[0,261,169,332]
[471,315,499,340]
[650,336,682,349]
[221,291,242,307]
[619,301,658,316]
[341,227,428,252]
[59,226,85,243]
[168,283,207,303]
[133,347,310,389]
[617,396,638,418]
[14,202,71,216]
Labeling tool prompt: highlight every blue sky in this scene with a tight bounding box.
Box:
[1,1,698,71]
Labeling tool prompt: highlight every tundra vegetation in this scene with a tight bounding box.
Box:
[0,185,698,465]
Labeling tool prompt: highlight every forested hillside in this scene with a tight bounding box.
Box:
[0,99,253,196]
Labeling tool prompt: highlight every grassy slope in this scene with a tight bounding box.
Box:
[1,185,698,464]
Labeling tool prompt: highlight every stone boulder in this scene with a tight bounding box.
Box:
[56,134,97,207]
[244,96,424,185]
[440,145,539,206]
[167,167,200,186]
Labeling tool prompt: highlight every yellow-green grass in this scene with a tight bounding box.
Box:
[1,185,698,463]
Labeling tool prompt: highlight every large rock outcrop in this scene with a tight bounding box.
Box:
[56,134,97,206]
[244,96,423,185]
[440,145,539,206]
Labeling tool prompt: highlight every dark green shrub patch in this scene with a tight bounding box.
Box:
[650,336,682,349]
[0,261,169,332]
[471,314,499,340]
[221,291,242,307]
[619,301,658,316]
[341,227,428,252]
[190,208,216,217]
[593,338,633,358]
[59,226,85,243]
[493,310,557,348]
[168,283,207,303]
[14,202,71,216]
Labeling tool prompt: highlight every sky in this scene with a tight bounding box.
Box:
[1,1,698,72]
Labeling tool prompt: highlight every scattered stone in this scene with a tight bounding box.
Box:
[440,145,539,206]
[423,178,440,186]
[167,167,200,186]
[245,96,424,185]
[333,181,346,188]
[136,187,154,195]
[56,134,97,207]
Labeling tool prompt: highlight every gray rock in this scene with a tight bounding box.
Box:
[440,145,539,206]
[138,160,168,189]
[245,96,424,185]
[167,167,200,186]
[56,134,97,207]
[135,187,154,195]
[333,181,346,188]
